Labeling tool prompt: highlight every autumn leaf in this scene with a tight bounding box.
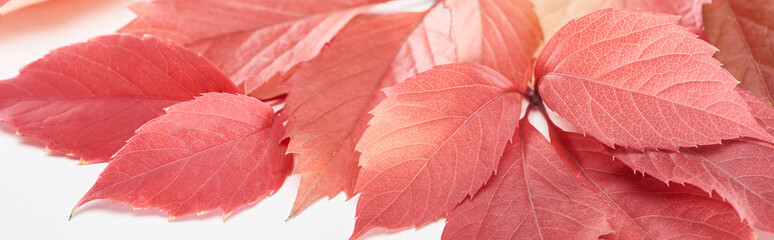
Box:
[350,63,522,239]
[72,93,291,220]
[442,120,612,240]
[120,0,384,98]
[444,0,542,90]
[704,0,774,104]
[535,8,772,151]
[607,88,774,232]
[281,6,456,218]
[0,34,239,163]
[558,130,756,240]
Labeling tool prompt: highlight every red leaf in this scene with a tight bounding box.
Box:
[609,94,774,232]
[704,0,774,104]
[73,93,291,219]
[120,0,384,97]
[350,63,522,239]
[442,121,613,240]
[281,6,456,218]
[444,0,543,91]
[558,131,756,240]
[0,34,239,163]
[535,8,772,150]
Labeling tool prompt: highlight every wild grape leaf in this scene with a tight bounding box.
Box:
[351,63,522,239]
[442,120,612,240]
[0,34,239,163]
[120,0,384,97]
[609,94,774,232]
[73,93,291,219]
[281,6,455,218]
[559,131,756,240]
[704,0,774,104]
[534,0,710,39]
[535,8,772,151]
[444,0,542,91]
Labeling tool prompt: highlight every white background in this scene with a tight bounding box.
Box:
[0,0,772,240]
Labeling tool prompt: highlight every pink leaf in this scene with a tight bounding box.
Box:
[73,93,291,219]
[535,8,772,150]
[609,92,774,232]
[351,63,522,239]
[281,6,456,219]
[442,121,613,240]
[559,130,756,240]
[0,34,239,163]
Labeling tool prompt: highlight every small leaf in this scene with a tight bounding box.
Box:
[0,34,239,163]
[351,63,522,239]
[535,8,772,150]
[73,93,291,219]
[282,6,456,219]
[443,121,613,240]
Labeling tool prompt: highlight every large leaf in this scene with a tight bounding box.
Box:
[609,89,774,232]
[534,0,710,39]
[120,0,384,96]
[73,93,291,219]
[704,0,774,104]
[444,0,543,90]
[0,34,239,163]
[559,131,756,240]
[442,120,612,240]
[350,63,522,239]
[281,6,456,218]
[535,8,772,151]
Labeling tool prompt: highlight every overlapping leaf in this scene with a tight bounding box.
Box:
[558,130,756,240]
[704,0,774,103]
[444,0,542,90]
[73,93,291,219]
[535,8,772,150]
[281,6,456,218]
[351,63,522,239]
[609,90,774,232]
[120,0,385,97]
[0,34,239,163]
[443,120,612,240]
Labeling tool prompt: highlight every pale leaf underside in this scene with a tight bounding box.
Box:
[74,93,291,219]
[351,63,522,239]
[536,8,772,151]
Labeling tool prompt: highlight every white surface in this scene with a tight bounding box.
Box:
[0,0,772,240]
